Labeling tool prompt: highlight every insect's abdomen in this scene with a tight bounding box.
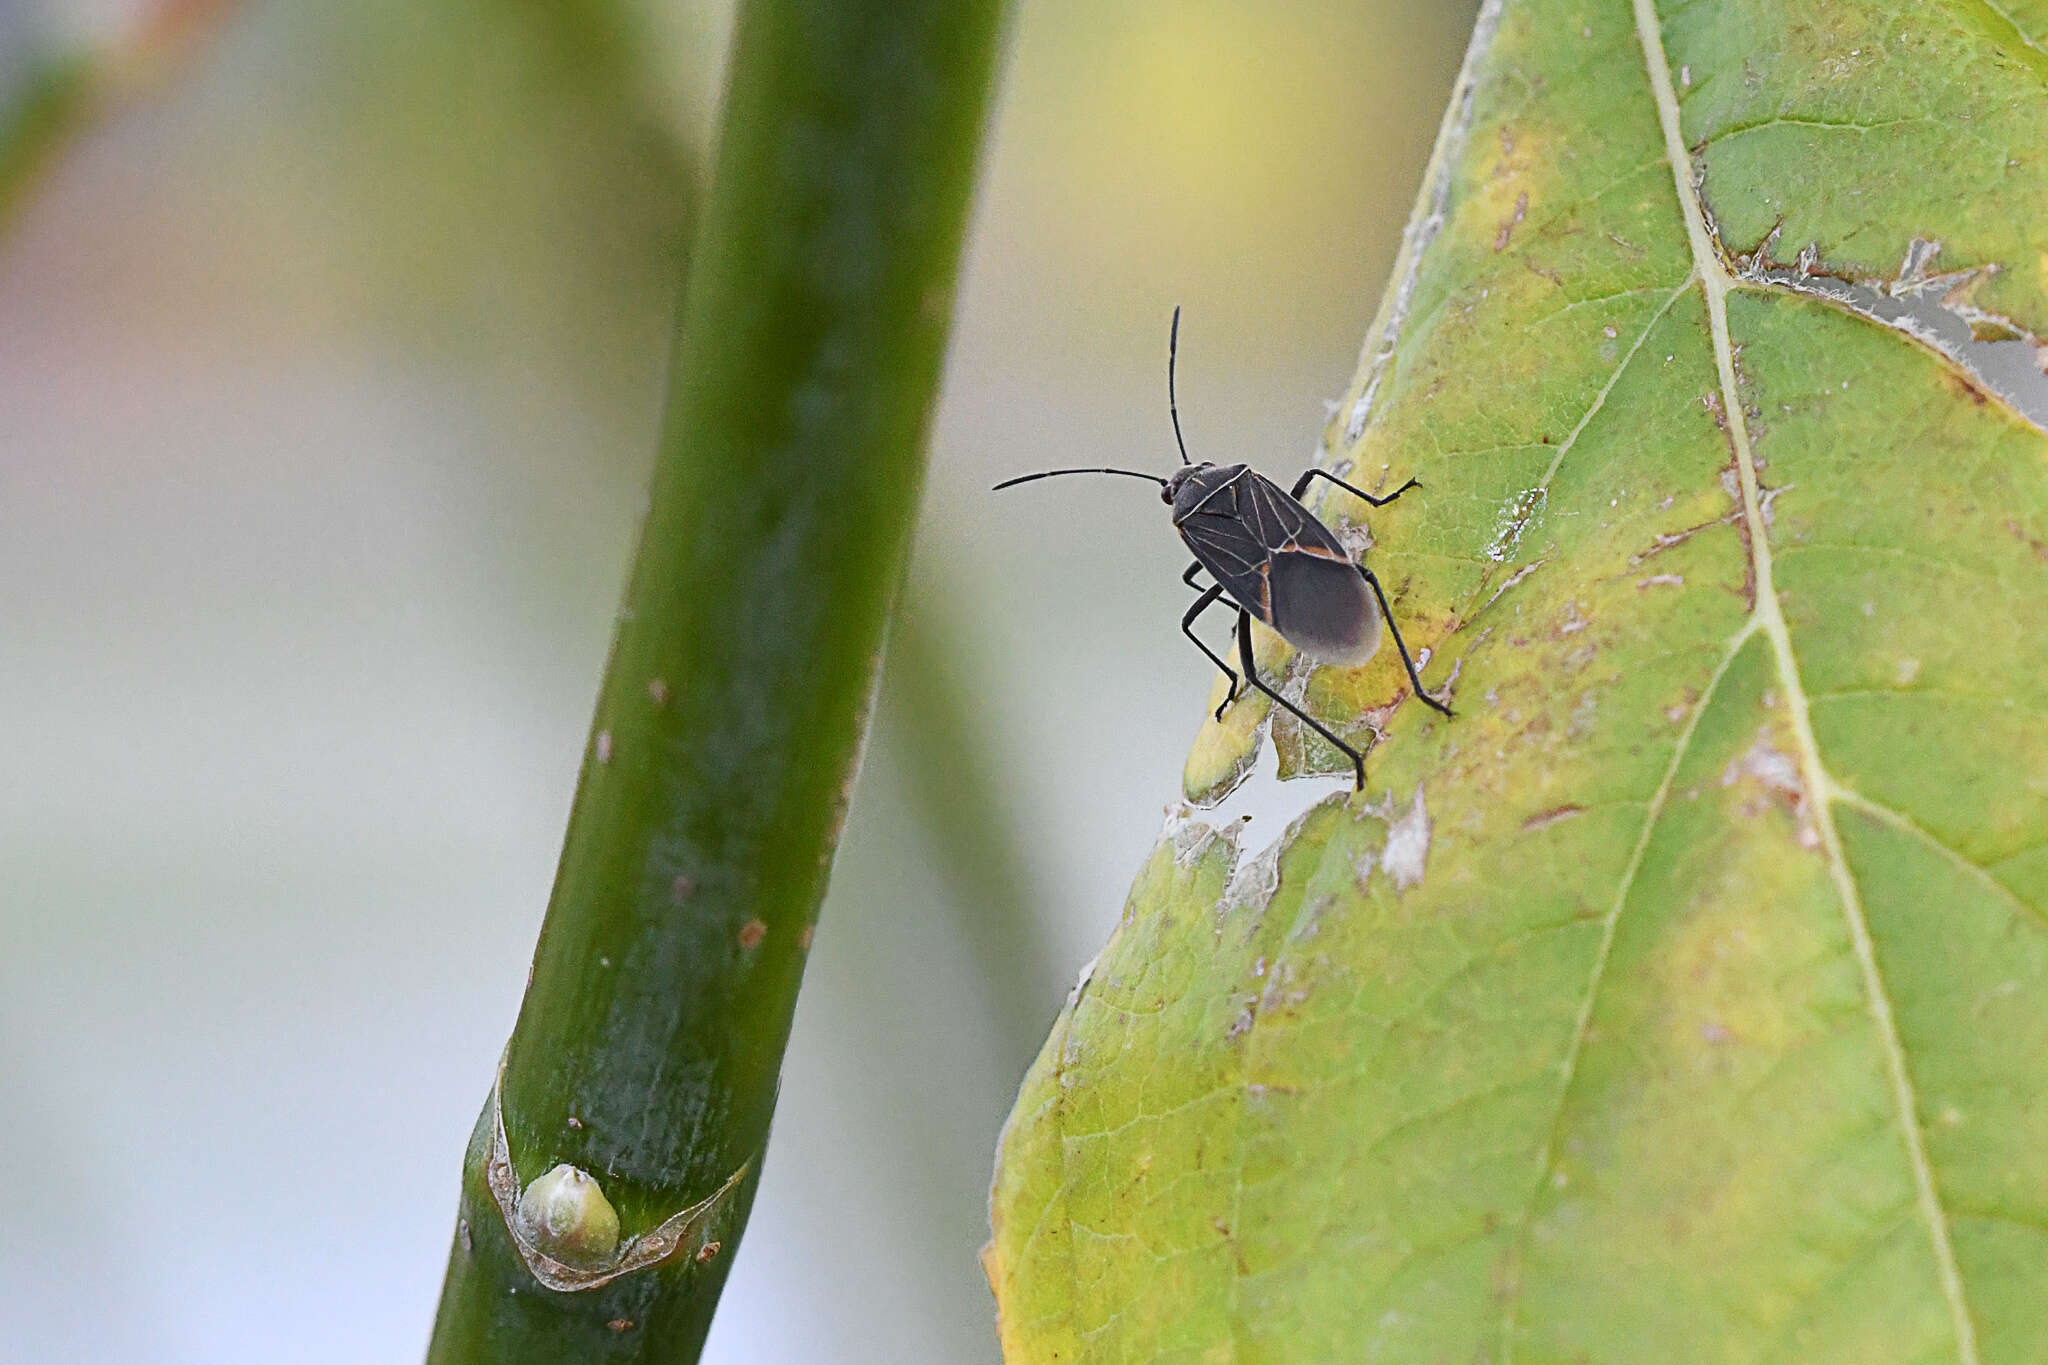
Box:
[1270,552,1381,665]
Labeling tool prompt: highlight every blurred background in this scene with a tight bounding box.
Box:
[0,1,1473,1359]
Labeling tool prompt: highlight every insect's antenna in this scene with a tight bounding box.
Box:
[1168,304,1191,465]
[992,467,1168,491]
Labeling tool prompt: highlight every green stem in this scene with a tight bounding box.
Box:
[425,0,1008,1359]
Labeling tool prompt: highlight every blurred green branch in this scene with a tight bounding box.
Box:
[425,0,1007,1358]
[0,54,91,231]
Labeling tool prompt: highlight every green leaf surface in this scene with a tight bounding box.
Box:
[988,2,2048,1361]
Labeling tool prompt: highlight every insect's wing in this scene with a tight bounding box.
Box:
[1179,505,1278,623]
[1181,469,1361,626]
[1242,470,1352,561]
[1269,549,1380,664]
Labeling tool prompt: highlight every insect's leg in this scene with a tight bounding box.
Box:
[1182,585,1240,720]
[1237,608,1366,791]
[1360,566,1456,718]
[1291,466,1420,507]
[1181,559,1208,589]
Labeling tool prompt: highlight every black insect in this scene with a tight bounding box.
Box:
[994,308,1454,791]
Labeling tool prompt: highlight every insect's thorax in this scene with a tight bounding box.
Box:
[1166,462,1248,523]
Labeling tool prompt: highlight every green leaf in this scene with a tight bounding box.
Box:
[987,2,2048,1361]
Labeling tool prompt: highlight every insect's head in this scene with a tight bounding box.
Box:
[1162,463,1211,505]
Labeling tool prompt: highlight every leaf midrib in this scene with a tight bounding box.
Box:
[1631,3,1983,1362]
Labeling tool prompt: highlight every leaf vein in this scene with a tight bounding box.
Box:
[1700,113,1938,145]
[1635,3,1983,1360]
[1956,0,2048,85]
[1456,277,1692,624]
[1830,783,2048,933]
[1493,612,1755,1363]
